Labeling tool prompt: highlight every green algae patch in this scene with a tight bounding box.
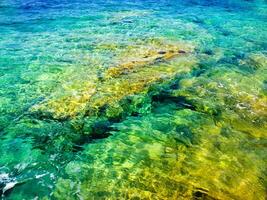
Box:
[173,58,267,138]
[243,53,267,70]
[52,108,267,200]
[50,52,267,200]
[31,39,196,119]
[1,1,267,198]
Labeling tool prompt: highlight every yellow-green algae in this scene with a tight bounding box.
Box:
[174,53,267,138]
[31,39,196,119]
[53,108,266,200]
[48,50,267,200]
[1,1,267,199]
[2,39,266,199]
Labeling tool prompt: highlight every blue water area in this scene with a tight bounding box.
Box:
[0,0,266,199]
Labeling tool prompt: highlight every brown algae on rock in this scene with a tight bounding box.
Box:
[104,40,192,78]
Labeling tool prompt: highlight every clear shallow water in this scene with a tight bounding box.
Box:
[0,0,266,199]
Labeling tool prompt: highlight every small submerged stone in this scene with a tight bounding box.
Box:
[178,50,187,54]
[0,173,18,196]
[2,181,17,195]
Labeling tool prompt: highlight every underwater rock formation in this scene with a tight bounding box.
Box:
[25,42,266,200]
[1,0,267,198]
[30,39,196,121]
[51,49,267,200]
[173,57,267,138]
[52,108,266,200]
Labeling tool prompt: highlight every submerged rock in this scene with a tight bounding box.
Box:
[104,41,191,79]
[246,53,267,70]
[173,64,267,138]
[30,39,196,122]
[52,109,267,200]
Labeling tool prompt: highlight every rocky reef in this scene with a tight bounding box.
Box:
[1,0,267,198]
[53,107,266,199]
[174,53,267,138]
[30,39,196,124]
[50,51,267,200]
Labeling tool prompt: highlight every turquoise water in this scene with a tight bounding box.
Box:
[0,0,266,199]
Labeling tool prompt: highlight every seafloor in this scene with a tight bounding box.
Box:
[0,0,266,199]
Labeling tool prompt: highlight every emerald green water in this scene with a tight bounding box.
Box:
[0,0,266,199]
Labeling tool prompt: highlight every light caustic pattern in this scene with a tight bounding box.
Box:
[0,0,266,199]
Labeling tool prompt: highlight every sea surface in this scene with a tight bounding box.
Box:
[0,0,266,199]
